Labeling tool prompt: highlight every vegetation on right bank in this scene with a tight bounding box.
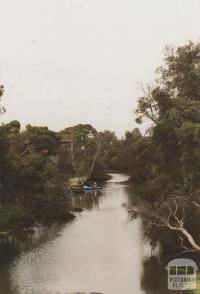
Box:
[128,41,200,255]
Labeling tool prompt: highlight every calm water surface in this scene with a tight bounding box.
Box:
[0,174,167,294]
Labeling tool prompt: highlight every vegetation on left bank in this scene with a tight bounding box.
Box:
[0,86,131,231]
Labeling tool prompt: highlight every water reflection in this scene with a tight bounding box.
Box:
[0,174,187,294]
[141,256,169,294]
[0,223,67,294]
[70,190,103,211]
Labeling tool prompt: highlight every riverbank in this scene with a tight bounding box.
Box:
[0,173,144,294]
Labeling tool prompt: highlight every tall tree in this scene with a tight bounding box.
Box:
[134,41,200,253]
[0,85,5,116]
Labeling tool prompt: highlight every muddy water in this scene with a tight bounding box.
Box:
[0,174,161,294]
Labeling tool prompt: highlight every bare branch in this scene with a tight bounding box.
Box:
[142,197,200,253]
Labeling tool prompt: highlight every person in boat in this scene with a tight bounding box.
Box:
[92,182,97,188]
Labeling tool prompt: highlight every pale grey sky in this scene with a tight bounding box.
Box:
[0,0,200,136]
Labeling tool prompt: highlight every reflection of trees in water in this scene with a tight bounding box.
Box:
[125,185,198,294]
[70,191,103,211]
[0,222,70,293]
[0,269,14,294]
[141,256,169,294]
[141,256,197,294]
[0,192,102,267]
[0,192,103,268]
[124,184,141,208]
[0,222,67,265]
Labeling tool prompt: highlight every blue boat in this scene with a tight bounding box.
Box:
[82,186,102,191]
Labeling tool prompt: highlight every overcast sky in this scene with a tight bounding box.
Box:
[0,0,200,136]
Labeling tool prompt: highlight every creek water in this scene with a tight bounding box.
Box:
[0,174,167,294]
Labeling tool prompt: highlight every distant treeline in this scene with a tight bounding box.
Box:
[0,96,140,230]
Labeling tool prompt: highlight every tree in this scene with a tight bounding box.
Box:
[135,41,200,191]
[24,125,59,154]
[141,197,200,253]
[60,124,106,180]
[133,41,200,253]
[0,85,5,116]
[135,42,200,125]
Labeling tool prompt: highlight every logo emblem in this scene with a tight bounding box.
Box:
[166,258,198,290]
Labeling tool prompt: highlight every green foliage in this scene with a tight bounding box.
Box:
[0,114,74,229]
[131,41,200,252]
[89,157,109,181]
[57,144,74,175]
[0,116,126,230]
[133,41,200,195]
[61,124,99,176]
[24,124,59,154]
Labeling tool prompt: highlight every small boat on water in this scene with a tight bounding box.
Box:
[82,186,102,191]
